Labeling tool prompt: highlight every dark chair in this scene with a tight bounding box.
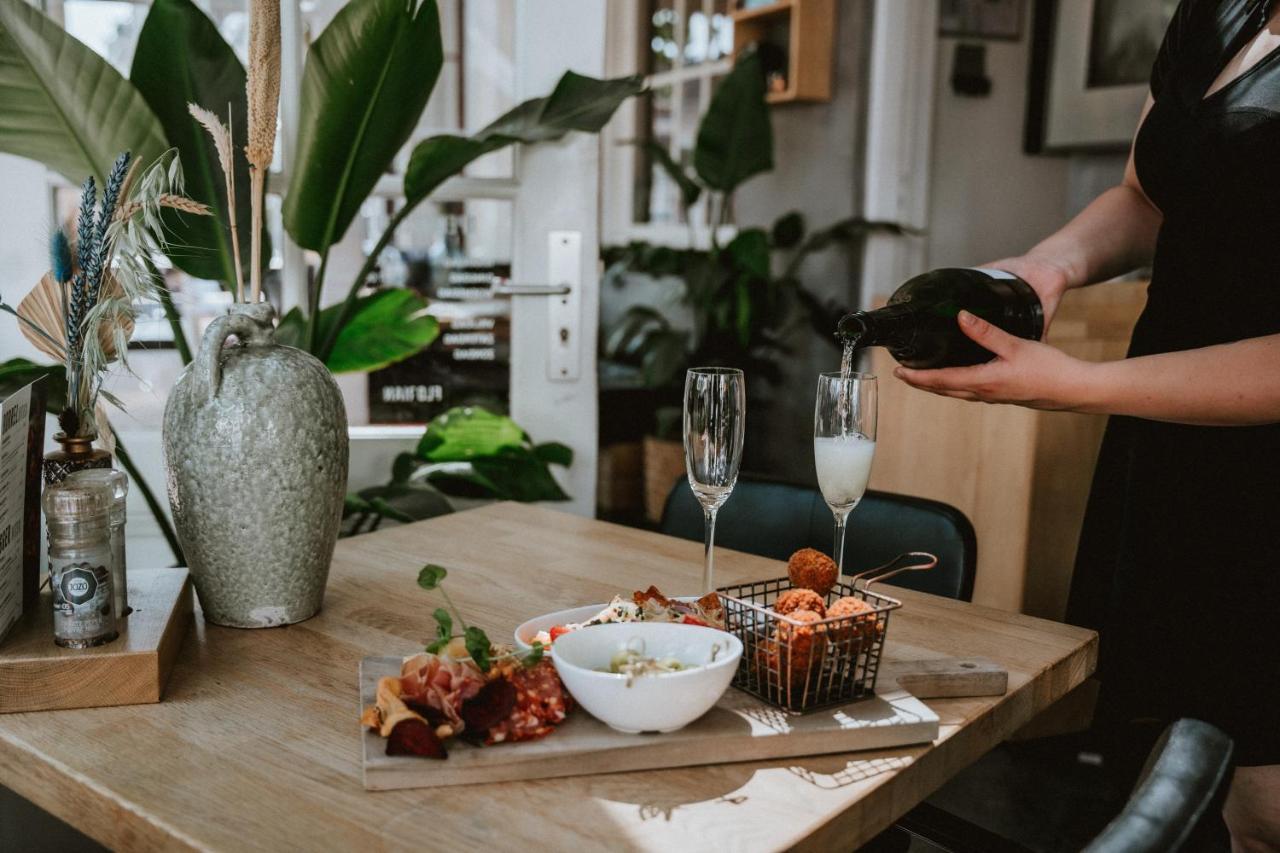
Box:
[659,476,976,600]
[1083,719,1235,853]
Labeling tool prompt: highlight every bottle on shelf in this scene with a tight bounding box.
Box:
[836,267,1044,369]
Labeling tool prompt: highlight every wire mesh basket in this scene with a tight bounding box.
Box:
[716,552,938,713]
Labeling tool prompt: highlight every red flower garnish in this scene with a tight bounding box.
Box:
[386,718,448,759]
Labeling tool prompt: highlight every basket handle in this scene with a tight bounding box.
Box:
[847,551,938,592]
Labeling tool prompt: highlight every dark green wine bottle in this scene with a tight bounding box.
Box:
[836,268,1044,369]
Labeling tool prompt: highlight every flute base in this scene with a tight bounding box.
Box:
[0,568,192,713]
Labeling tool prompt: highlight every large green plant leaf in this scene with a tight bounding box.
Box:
[641,139,701,209]
[693,48,772,194]
[0,0,166,185]
[131,0,265,287]
[415,407,525,462]
[404,72,644,207]
[283,0,443,252]
[275,289,439,374]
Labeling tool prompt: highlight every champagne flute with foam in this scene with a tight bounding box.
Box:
[814,372,877,575]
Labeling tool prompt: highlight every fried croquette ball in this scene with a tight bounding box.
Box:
[776,608,826,677]
[788,548,838,597]
[827,595,882,645]
[774,588,826,618]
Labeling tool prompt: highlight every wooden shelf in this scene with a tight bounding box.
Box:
[732,0,834,104]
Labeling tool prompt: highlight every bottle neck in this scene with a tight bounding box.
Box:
[837,302,919,349]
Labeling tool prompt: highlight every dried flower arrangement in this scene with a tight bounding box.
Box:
[189,0,280,306]
[0,150,208,443]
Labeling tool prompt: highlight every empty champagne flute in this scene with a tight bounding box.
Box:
[683,367,745,593]
[814,372,877,575]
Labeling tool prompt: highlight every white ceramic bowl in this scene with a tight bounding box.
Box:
[550,622,742,734]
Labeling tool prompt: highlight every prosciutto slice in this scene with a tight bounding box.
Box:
[399,653,486,729]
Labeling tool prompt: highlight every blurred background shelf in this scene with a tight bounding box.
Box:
[732,0,834,103]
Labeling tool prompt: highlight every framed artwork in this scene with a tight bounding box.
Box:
[939,0,1024,40]
[1025,0,1178,153]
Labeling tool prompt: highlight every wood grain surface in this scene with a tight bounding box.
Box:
[0,504,1095,852]
[0,568,192,713]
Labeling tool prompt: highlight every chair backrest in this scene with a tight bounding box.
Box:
[1083,719,1234,853]
[659,476,976,601]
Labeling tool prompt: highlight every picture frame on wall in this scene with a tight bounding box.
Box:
[1025,0,1178,153]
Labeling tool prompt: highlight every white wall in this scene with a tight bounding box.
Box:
[926,36,1071,268]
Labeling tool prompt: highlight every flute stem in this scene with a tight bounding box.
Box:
[703,506,718,594]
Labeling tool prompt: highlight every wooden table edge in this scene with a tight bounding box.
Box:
[792,629,1099,851]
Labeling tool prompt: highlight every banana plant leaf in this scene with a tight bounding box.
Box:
[0,0,167,185]
[403,71,645,207]
[275,288,439,374]
[283,0,443,252]
[130,0,265,287]
[693,47,772,194]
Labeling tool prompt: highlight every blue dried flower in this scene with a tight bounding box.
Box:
[49,227,73,285]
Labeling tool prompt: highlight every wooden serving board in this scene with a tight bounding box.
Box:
[0,568,193,713]
[360,655,942,790]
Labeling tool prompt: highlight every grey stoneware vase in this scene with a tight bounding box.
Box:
[163,303,348,628]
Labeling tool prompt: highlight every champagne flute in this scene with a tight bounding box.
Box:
[683,367,745,593]
[813,372,877,575]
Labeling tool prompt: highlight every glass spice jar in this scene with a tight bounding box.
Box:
[66,468,129,620]
[42,480,118,648]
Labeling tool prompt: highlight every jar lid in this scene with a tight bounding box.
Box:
[66,468,128,504]
[42,480,113,522]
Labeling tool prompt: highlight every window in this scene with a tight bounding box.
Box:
[603,0,733,247]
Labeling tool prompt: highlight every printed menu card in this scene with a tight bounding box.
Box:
[0,379,46,644]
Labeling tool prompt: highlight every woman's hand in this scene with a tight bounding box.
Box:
[894,310,1095,411]
[981,255,1073,332]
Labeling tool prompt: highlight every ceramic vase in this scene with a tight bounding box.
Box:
[163,304,348,627]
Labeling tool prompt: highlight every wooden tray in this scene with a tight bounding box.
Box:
[360,655,941,790]
[0,568,193,713]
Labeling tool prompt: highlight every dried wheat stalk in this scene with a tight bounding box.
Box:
[188,102,245,301]
[115,194,212,222]
[246,0,281,304]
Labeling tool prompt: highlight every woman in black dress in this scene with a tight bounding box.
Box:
[897,0,1280,847]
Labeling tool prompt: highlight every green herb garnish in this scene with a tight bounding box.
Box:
[416,563,544,671]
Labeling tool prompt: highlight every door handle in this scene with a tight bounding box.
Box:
[491,281,571,296]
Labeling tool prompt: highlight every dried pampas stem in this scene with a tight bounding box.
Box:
[187,101,245,301]
[246,0,281,305]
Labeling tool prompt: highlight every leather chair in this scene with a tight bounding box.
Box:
[659,476,977,600]
[1083,719,1235,853]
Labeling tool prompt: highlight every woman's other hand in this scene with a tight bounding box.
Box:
[894,310,1093,411]
[981,255,1072,333]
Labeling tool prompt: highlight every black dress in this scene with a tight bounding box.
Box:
[1068,0,1280,767]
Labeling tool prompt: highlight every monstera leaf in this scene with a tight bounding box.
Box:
[131,0,264,286]
[0,0,167,184]
[283,0,443,252]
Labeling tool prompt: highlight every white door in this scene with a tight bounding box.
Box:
[508,2,609,516]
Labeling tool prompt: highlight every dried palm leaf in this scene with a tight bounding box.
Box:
[17,271,134,363]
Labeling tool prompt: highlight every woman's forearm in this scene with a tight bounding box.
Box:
[1081,334,1280,426]
[1024,184,1163,292]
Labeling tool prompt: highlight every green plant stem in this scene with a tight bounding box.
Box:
[438,585,468,632]
[314,203,413,364]
[305,249,332,353]
[112,429,185,566]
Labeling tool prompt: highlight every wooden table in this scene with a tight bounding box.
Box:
[0,504,1096,851]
